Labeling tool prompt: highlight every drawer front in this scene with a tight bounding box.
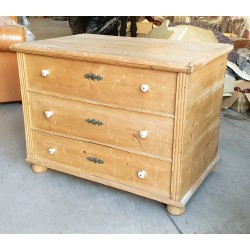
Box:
[25,54,177,115]
[29,92,174,159]
[32,131,171,197]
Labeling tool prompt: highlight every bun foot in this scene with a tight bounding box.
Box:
[32,164,48,173]
[167,205,185,216]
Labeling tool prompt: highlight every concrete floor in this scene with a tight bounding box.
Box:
[0,17,250,233]
[27,17,72,40]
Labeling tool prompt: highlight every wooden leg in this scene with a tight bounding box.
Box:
[32,164,48,173]
[167,205,185,216]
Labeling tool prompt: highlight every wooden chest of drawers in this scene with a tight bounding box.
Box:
[12,34,232,215]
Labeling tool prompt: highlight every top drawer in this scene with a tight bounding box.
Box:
[24,54,177,115]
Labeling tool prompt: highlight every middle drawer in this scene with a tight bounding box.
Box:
[28,92,174,160]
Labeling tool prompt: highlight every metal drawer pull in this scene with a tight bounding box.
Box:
[44,110,53,118]
[84,73,103,81]
[140,84,150,92]
[139,130,148,139]
[138,170,146,179]
[85,118,103,126]
[87,157,104,164]
[41,69,49,77]
[48,148,56,154]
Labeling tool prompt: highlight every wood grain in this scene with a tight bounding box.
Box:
[16,53,34,159]
[166,205,185,216]
[14,34,232,216]
[32,164,47,173]
[28,92,174,160]
[31,130,172,197]
[179,55,227,200]
[24,54,177,115]
[170,73,188,201]
[26,158,181,207]
[11,34,233,73]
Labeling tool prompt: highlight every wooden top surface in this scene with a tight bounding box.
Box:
[11,34,233,73]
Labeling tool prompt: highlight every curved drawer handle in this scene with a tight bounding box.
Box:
[87,157,104,164]
[84,73,103,81]
[85,118,104,126]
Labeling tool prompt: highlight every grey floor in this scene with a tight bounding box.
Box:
[0,17,249,234]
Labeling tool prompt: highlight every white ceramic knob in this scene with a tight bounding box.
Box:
[41,69,49,77]
[44,111,53,118]
[139,130,148,139]
[138,170,146,179]
[48,148,56,154]
[140,84,150,92]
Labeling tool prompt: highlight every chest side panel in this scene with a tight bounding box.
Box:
[171,55,227,202]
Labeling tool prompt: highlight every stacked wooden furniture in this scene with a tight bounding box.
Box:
[11,34,232,215]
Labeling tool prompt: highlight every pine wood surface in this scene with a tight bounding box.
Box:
[28,159,180,208]
[28,92,174,160]
[13,34,232,215]
[24,54,177,115]
[180,55,227,200]
[171,73,188,201]
[12,34,233,73]
[167,205,185,216]
[16,53,34,159]
[32,130,172,197]
[32,164,47,173]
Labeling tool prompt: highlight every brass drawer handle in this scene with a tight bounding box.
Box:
[84,73,103,81]
[87,157,104,164]
[85,118,103,126]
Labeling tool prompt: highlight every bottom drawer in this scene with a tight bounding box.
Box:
[31,131,171,197]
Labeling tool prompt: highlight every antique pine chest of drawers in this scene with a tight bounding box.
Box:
[11,34,232,215]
